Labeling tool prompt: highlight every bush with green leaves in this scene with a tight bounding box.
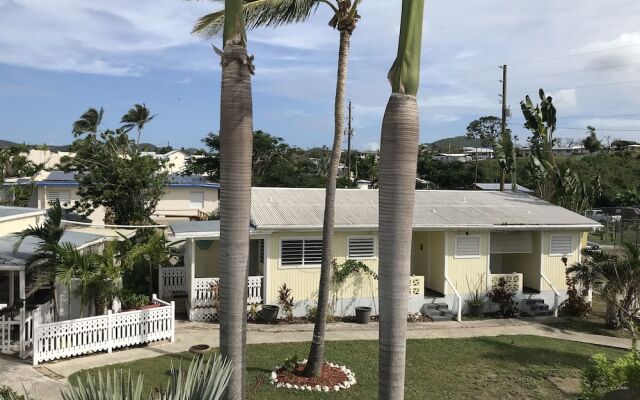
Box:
[63,354,232,400]
[0,385,31,400]
[581,352,640,400]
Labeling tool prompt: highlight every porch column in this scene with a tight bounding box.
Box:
[188,238,196,315]
[262,237,270,305]
[9,271,14,307]
[19,267,25,359]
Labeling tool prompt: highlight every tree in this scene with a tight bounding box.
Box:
[378,1,424,399]
[583,125,602,153]
[205,0,256,398]
[615,187,640,206]
[120,103,157,149]
[571,244,640,329]
[124,230,180,297]
[521,89,599,213]
[465,116,501,147]
[63,106,168,225]
[193,0,363,378]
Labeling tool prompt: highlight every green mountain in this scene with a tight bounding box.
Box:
[430,136,481,153]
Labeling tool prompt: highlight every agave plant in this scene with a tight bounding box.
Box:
[62,355,232,400]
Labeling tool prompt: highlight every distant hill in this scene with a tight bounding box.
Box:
[430,136,481,153]
[0,139,70,151]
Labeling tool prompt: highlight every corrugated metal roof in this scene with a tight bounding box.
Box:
[0,206,44,221]
[250,188,600,231]
[475,183,534,193]
[0,231,104,261]
[171,220,220,238]
[37,171,219,188]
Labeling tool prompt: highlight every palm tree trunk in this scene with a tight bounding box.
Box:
[379,95,419,400]
[305,29,351,378]
[379,1,424,399]
[606,300,619,329]
[218,25,253,400]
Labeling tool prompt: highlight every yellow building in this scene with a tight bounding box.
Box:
[30,171,219,224]
[165,188,600,322]
[0,206,44,236]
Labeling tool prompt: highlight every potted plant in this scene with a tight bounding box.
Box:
[261,304,280,324]
[355,306,372,324]
[465,274,485,317]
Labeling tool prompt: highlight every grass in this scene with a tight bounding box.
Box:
[70,336,626,400]
[541,295,633,339]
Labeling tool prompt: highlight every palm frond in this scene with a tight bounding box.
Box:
[192,0,319,38]
[72,107,104,136]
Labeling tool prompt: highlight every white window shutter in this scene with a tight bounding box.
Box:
[455,235,481,257]
[189,191,205,209]
[550,235,573,255]
[348,237,375,258]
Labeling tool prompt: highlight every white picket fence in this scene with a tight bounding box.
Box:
[158,266,187,298]
[191,276,263,308]
[32,295,175,366]
[0,299,56,357]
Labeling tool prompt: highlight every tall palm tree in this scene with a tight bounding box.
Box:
[192,0,362,378]
[120,103,156,148]
[197,1,256,398]
[378,1,424,399]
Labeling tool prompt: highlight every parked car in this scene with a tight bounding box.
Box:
[585,209,622,223]
[585,241,601,252]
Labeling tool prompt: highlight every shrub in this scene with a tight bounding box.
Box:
[305,304,318,322]
[277,284,294,322]
[0,386,29,400]
[560,273,591,316]
[487,278,519,318]
[581,351,640,399]
[121,292,150,310]
[247,303,260,322]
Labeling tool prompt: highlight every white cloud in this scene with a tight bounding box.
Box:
[549,89,577,112]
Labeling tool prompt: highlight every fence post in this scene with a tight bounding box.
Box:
[32,309,39,366]
[158,269,163,299]
[107,310,112,354]
[170,301,175,343]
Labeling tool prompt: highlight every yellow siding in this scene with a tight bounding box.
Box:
[540,231,582,292]
[265,231,379,305]
[194,239,219,278]
[0,215,41,236]
[445,231,489,295]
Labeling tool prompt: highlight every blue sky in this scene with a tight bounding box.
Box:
[1,0,640,150]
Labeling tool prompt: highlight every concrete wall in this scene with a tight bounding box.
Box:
[500,232,542,291]
[154,187,218,217]
[194,239,219,278]
[0,214,41,236]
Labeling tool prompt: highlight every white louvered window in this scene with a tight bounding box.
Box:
[281,238,323,267]
[189,191,205,209]
[455,235,481,258]
[49,189,70,205]
[550,235,573,256]
[348,237,375,259]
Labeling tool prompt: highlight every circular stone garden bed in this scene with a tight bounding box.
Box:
[270,360,356,392]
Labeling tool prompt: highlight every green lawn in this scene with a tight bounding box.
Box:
[541,295,632,339]
[70,336,626,400]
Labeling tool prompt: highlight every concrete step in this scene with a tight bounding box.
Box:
[425,309,451,317]
[423,302,449,310]
[524,299,544,305]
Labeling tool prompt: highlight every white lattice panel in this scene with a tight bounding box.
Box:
[248,276,263,304]
[490,273,523,293]
[159,267,187,297]
[409,276,424,296]
[189,307,219,322]
[191,276,262,307]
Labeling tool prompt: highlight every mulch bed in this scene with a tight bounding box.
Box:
[271,361,356,392]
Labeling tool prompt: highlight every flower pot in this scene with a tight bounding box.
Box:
[467,303,484,317]
[355,306,371,324]
[261,305,280,324]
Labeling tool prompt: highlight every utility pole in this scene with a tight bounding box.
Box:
[500,64,507,191]
[346,100,353,180]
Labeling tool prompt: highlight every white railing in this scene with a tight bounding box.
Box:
[541,273,560,317]
[192,276,263,308]
[490,273,523,295]
[159,266,187,298]
[444,276,462,322]
[32,294,174,366]
[0,315,19,354]
[409,275,425,296]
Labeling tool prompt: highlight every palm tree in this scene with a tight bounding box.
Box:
[194,1,256,398]
[17,200,65,297]
[125,230,180,297]
[120,103,156,148]
[377,1,424,399]
[55,243,97,318]
[72,107,104,137]
[193,0,361,378]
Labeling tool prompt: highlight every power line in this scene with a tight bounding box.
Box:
[509,43,640,66]
[556,127,640,132]
[510,61,640,81]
